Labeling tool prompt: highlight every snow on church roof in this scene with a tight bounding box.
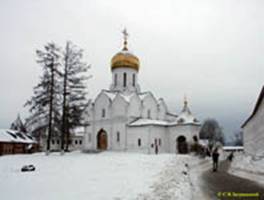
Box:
[101,90,152,103]
[138,92,151,100]
[129,116,200,127]
[176,97,200,125]
[129,119,169,127]
[103,90,118,101]
[176,111,199,124]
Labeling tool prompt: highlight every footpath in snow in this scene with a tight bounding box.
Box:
[136,155,210,200]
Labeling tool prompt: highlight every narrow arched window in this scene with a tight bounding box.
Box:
[138,138,141,147]
[123,73,127,87]
[117,132,120,142]
[147,109,151,119]
[102,109,106,118]
[114,74,117,86]
[132,74,136,86]
[88,133,91,142]
[154,138,157,145]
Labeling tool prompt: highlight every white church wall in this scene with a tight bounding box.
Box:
[127,126,151,153]
[168,125,200,153]
[84,125,93,150]
[126,125,168,154]
[112,94,129,118]
[111,119,127,151]
[83,103,93,122]
[243,99,264,157]
[148,126,168,154]
[142,94,158,119]
[94,92,111,121]
[128,94,141,118]
[157,99,168,120]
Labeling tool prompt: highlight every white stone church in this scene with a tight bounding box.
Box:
[83,31,201,154]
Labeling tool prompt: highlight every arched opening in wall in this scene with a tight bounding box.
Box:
[97,129,108,150]
[176,135,188,154]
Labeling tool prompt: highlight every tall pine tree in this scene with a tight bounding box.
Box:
[61,41,91,152]
[25,43,62,154]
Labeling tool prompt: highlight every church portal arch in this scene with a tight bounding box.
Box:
[176,135,188,154]
[97,129,108,150]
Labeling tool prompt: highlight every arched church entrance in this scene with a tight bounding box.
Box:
[97,129,108,150]
[176,135,188,154]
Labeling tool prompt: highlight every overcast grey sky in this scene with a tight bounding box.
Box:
[0,0,263,139]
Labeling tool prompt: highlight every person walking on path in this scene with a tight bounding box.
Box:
[212,148,220,172]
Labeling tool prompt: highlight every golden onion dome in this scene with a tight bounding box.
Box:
[111,29,140,71]
[111,50,140,71]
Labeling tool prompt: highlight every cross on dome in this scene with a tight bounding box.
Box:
[184,94,188,106]
[182,95,191,114]
[122,28,129,50]
[111,29,140,71]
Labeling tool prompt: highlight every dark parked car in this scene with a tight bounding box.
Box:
[21,164,35,172]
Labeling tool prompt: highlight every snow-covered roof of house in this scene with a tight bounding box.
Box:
[0,129,37,144]
[0,129,12,142]
[242,85,264,128]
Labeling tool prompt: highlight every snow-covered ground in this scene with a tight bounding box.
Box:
[0,152,198,200]
[229,153,264,185]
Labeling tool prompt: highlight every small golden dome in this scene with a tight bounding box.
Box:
[111,28,140,71]
[111,50,140,71]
